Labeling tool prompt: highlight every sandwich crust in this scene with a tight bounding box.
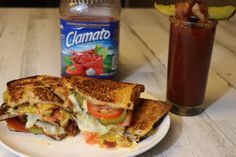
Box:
[7,75,61,89]
[5,75,64,107]
[65,76,145,110]
[4,75,144,110]
[126,99,171,141]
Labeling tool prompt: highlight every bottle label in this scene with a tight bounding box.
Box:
[60,19,119,78]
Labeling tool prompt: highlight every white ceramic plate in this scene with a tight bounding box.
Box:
[0,93,170,157]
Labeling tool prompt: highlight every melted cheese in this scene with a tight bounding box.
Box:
[25,113,40,128]
[35,121,65,135]
[68,94,82,113]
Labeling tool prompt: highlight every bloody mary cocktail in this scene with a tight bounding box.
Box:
[167,17,217,115]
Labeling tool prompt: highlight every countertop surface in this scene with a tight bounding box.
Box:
[0,8,236,157]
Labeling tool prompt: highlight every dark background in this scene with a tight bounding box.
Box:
[0,0,235,7]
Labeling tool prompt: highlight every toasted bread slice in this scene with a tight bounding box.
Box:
[7,75,61,89]
[64,76,145,110]
[6,86,64,108]
[5,75,66,108]
[126,98,171,142]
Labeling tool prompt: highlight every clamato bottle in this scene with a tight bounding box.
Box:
[59,0,121,79]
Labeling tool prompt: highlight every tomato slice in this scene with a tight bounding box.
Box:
[82,131,98,144]
[87,102,123,119]
[98,110,127,125]
[6,117,27,132]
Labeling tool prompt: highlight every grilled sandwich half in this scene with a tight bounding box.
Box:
[0,75,78,140]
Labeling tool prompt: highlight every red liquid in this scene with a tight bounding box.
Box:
[167,19,217,106]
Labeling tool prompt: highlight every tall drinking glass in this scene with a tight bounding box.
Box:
[167,17,217,116]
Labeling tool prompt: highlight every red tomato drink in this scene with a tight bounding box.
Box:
[167,17,217,116]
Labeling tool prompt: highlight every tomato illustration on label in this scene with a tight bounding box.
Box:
[67,49,104,76]
[66,64,86,76]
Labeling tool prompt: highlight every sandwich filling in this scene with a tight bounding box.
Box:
[1,90,78,140]
[1,91,134,147]
[68,93,133,148]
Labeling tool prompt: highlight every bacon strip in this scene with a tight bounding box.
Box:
[104,140,117,148]
[175,0,208,22]
[65,120,79,136]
